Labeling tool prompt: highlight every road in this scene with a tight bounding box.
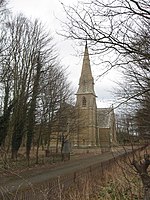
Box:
[0,147,131,194]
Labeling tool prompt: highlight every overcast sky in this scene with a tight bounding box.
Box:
[8,0,118,107]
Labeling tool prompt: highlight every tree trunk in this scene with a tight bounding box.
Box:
[35,123,42,164]
[0,102,14,146]
[26,52,41,163]
[132,154,150,200]
[56,132,60,153]
[11,149,18,160]
[141,174,150,200]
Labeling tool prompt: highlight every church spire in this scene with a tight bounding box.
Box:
[76,42,96,96]
[75,42,97,147]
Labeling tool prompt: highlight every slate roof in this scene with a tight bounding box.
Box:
[97,108,114,128]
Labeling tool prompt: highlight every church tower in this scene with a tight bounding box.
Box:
[76,43,97,146]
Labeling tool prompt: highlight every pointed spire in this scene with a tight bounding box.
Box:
[81,41,92,80]
[76,42,96,96]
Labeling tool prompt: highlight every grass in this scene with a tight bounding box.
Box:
[0,146,147,199]
[97,175,142,200]
[61,157,144,200]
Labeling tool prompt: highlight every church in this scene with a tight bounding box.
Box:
[73,43,117,152]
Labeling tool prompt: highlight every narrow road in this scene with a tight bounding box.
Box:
[0,148,131,194]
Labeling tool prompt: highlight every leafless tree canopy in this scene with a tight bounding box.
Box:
[61,2,150,196]
[0,11,73,161]
[61,0,150,132]
[61,0,149,53]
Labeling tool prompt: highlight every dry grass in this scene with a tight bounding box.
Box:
[61,173,143,200]
[1,146,148,199]
[60,157,144,200]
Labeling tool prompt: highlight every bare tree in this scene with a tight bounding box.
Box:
[132,154,150,200]
[116,20,150,137]
[60,0,150,87]
[3,15,44,159]
[26,52,42,163]
[0,0,12,147]
[60,0,150,198]
[35,62,73,154]
[0,13,72,162]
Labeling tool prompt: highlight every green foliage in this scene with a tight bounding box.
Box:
[98,176,143,200]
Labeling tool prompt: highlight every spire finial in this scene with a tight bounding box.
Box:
[85,39,87,48]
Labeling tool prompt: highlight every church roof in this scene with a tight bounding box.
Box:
[97,108,114,128]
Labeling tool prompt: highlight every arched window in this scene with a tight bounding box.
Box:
[82,96,86,107]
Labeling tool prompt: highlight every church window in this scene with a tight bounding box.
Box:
[82,96,86,107]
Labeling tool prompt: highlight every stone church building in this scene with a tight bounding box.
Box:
[73,43,117,151]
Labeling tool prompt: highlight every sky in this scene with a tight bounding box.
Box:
[8,0,118,107]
